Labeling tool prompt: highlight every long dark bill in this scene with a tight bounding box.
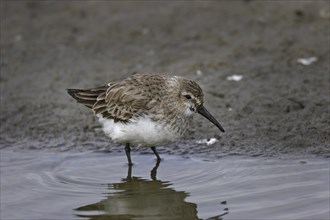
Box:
[197,105,225,133]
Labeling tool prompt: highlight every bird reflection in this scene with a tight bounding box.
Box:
[75,161,228,220]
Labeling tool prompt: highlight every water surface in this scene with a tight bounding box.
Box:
[1,151,329,219]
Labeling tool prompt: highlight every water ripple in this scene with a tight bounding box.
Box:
[1,151,329,220]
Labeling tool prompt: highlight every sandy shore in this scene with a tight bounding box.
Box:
[1,1,329,158]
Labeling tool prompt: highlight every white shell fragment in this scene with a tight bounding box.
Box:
[226,75,243,81]
[297,57,318,66]
[196,138,218,146]
[196,69,203,76]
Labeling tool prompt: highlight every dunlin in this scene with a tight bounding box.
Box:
[67,73,224,165]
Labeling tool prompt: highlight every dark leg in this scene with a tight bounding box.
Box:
[125,143,133,165]
[151,146,161,161]
[126,164,132,180]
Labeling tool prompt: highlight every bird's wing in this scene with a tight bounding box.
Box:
[92,76,155,122]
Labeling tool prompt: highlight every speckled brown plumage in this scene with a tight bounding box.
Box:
[67,73,224,165]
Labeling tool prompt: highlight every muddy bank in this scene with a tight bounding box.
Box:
[1,1,329,158]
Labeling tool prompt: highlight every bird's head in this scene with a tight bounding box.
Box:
[178,78,225,133]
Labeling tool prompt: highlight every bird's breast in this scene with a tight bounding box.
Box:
[98,114,189,147]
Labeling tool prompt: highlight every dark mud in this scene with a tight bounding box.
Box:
[1,1,329,158]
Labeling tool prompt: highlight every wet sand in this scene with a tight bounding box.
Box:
[1,1,329,157]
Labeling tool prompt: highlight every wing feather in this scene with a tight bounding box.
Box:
[91,74,166,122]
[68,74,167,122]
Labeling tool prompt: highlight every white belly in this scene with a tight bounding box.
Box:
[97,115,181,147]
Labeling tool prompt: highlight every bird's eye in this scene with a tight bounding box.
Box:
[185,95,192,100]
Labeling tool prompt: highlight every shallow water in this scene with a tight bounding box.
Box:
[1,150,329,220]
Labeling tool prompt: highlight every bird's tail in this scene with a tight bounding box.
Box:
[66,86,108,109]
